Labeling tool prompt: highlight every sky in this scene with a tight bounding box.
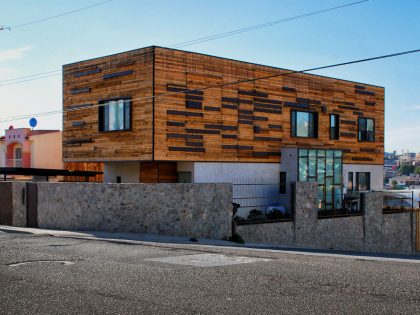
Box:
[0,0,419,152]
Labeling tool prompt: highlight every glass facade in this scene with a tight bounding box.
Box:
[298,149,343,211]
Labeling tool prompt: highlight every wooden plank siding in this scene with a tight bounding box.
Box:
[63,162,104,182]
[62,47,154,162]
[153,47,384,164]
[63,46,384,165]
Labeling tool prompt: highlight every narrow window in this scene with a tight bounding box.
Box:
[348,172,354,192]
[99,98,131,132]
[358,118,375,142]
[291,111,318,138]
[279,172,287,194]
[330,114,339,140]
[356,172,371,191]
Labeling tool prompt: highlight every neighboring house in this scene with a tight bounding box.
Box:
[0,136,5,167]
[4,127,62,169]
[389,174,420,187]
[62,46,384,214]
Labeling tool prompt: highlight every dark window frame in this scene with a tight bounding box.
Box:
[279,172,287,194]
[358,117,375,142]
[291,110,318,138]
[356,172,371,191]
[98,97,132,132]
[330,114,339,140]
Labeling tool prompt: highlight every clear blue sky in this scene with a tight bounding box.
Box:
[0,0,419,152]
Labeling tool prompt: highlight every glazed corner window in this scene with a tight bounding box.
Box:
[330,114,339,140]
[99,98,131,131]
[291,111,318,138]
[358,117,375,142]
[356,172,371,191]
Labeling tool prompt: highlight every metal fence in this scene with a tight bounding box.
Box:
[232,179,292,225]
[383,190,418,213]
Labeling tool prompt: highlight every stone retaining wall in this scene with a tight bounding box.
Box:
[0,182,26,227]
[36,182,232,240]
[238,182,417,255]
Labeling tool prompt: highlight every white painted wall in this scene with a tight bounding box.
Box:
[29,132,62,169]
[104,162,140,183]
[343,164,384,191]
[192,162,281,183]
[191,162,282,219]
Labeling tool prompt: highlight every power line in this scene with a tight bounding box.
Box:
[0,0,368,86]
[170,0,369,49]
[6,0,114,30]
[0,47,418,123]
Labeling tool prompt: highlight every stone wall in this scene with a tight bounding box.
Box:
[0,182,26,227]
[11,182,27,227]
[37,182,232,240]
[238,182,417,255]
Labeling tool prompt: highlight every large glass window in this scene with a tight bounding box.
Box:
[358,118,375,142]
[330,114,339,140]
[99,98,131,131]
[356,172,371,191]
[298,149,342,211]
[291,111,317,138]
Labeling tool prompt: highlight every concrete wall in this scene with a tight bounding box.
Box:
[37,182,232,240]
[29,132,63,169]
[238,182,417,255]
[103,162,141,183]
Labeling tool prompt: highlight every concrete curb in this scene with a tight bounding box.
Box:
[1,225,420,263]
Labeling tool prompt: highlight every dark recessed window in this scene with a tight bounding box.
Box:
[358,117,375,142]
[279,172,287,194]
[330,114,339,140]
[291,111,318,138]
[356,172,370,191]
[348,172,354,192]
[99,98,131,131]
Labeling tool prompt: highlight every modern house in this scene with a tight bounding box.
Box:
[62,46,384,215]
[4,127,62,169]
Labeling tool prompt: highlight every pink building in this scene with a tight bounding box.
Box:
[4,127,62,169]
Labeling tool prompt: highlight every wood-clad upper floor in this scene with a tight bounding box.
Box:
[63,46,384,165]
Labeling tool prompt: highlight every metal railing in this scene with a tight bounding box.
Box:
[317,192,363,219]
[383,190,417,213]
[232,180,292,225]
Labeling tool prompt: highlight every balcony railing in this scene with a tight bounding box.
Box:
[7,159,23,168]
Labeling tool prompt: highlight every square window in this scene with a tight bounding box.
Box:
[99,98,131,132]
[291,111,318,138]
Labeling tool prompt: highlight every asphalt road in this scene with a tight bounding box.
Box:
[1,230,420,314]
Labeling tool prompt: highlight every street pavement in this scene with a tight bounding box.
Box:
[0,228,420,314]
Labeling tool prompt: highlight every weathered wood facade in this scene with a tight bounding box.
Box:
[63,46,384,165]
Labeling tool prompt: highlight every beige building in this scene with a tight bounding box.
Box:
[3,127,62,169]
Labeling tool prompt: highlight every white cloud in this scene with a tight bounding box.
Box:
[0,45,32,63]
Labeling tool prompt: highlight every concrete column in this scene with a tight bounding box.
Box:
[294,182,318,246]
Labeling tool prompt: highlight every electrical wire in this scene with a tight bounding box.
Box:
[0,0,368,85]
[0,47,418,123]
[9,0,114,29]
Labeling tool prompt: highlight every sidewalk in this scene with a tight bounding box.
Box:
[1,225,420,263]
